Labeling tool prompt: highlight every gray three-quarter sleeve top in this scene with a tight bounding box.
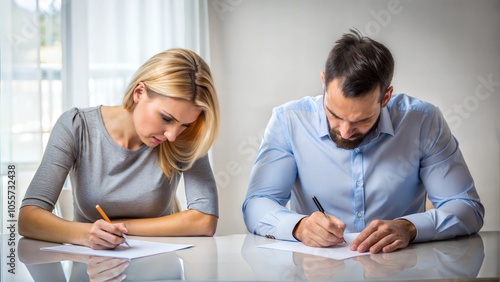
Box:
[21,107,218,222]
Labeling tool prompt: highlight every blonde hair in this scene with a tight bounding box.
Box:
[123,48,219,179]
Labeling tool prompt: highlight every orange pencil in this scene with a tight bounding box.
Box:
[95,205,130,248]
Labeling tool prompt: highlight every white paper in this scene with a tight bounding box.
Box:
[41,239,192,260]
[257,233,370,260]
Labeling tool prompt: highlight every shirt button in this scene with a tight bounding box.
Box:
[355,148,360,153]
[357,212,363,217]
[356,180,363,187]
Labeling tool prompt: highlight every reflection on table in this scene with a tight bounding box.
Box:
[22,253,183,282]
[241,233,488,281]
[5,231,499,281]
[16,236,217,282]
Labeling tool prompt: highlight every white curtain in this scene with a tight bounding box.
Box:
[64,0,211,108]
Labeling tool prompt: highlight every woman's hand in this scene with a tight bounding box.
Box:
[87,219,128,250]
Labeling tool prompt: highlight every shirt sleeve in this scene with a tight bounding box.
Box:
[21,108,81,211]
[242,108,305,241]
[183,154,219,217]
[399,106,485,242]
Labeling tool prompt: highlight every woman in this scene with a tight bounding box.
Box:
[19,48,220,250]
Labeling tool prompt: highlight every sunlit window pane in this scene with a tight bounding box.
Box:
[10,133,43,163]
[3,0,62,164]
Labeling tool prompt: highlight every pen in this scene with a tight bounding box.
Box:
[95,205,130,248]
[312,196,346,243]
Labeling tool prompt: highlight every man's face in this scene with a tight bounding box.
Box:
[323,78,391,149]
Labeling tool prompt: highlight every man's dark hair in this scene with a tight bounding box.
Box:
[324,29,394,100]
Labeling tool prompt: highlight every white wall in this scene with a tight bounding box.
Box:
[208,0,500,235]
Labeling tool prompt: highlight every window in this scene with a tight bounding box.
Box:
[1,0,63,164]
[1,1,63,234]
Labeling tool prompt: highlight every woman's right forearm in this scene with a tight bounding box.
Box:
[19,205,91,246]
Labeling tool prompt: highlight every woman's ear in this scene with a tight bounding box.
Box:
[133,82,146,103]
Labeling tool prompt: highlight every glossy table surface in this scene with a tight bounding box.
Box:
[2,231,499,281]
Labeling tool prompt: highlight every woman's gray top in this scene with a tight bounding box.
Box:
[21,106,218,222]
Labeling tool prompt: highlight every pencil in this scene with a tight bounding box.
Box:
[95,205,130,248]
[312,196,346,243]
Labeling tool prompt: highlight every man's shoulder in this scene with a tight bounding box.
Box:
[273,95,323,113]
[388,93,437,114]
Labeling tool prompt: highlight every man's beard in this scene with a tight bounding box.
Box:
[329,129,365,149]
[329,115,381,150]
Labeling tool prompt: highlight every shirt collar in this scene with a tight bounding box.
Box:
[317,97,394,139]
[318,96,330,138]
[357,106,394,147]
[377,106,394,136]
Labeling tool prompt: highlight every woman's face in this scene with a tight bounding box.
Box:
[132,83,201,147]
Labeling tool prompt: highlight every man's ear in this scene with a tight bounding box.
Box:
[320,72,326,91]
[133,82,147,103]
[381,86,393,107]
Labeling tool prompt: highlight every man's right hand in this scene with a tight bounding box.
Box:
[292,211,346,247]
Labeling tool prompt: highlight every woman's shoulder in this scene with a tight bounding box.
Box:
[57,106,100,124]
[61,106,100,117]
[51,106,101,137]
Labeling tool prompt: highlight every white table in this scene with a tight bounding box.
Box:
[2,231,499,281]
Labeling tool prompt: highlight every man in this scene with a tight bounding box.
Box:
[242,29,485,254]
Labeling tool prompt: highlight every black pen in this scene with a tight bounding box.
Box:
[312,196,346,243]
[312,196,328,219]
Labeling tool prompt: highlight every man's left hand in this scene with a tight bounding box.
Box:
[350,219,416,254]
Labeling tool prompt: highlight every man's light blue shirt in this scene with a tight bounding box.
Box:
[243,94,484,242]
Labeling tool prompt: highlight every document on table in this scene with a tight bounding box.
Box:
[41,239,192,260]
[257,233,370,260]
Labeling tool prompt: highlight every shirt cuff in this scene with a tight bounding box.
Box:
[398,213,435,242]
[276,213,307,241]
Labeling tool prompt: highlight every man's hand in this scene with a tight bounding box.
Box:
[293,212,346,247]
[350,219,416,253]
